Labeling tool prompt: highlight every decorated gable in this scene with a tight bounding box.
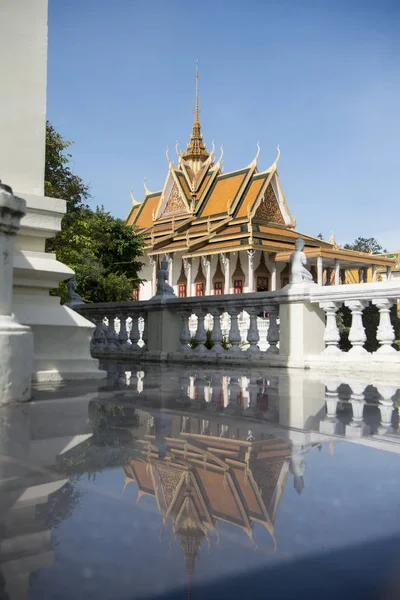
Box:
[254,184,285,224]
[163,182,187,215]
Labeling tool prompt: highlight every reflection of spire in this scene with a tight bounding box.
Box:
[179,529,204,600]
[293,475,304,495]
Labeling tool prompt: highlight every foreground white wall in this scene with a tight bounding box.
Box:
[0,0,104,382]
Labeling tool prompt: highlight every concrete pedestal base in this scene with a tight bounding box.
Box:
[279,290,325,359]
[0,316,33,404]
[13,296,105,383]
[147,307,181,353]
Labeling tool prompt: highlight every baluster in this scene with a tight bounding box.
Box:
[377,385,397,434]
[266,304,279,354]
[319,380,344,435]
[92,316,106,354]
[137,370,145,393]
[344,300,369,355]
[177,372,191,406]
[140,312,148,349]
[118,312,130,352]
[227,306,241,353]
[194,374,207,409]
[246,375,261,417]
[372,299,396,354]
[105,313,119,350]
[129,311,141,351]
[200,419,210,436]
[319,301,342,355]
[225,375,242,415]
[209,307,224,353]
[207,372,222,412]
[194,308,207,353]
[345,382,369,437]
[178,309,192,352]
[246,307,260,353]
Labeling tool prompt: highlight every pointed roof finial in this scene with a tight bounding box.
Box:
[182,62,210,169]
[195,60,199,125]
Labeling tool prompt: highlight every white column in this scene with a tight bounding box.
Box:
[222,253,230,294]
[319,301,342,355]
[168,253,174,287]
[334,259,340,285]
[0,182,33,403]
[271,262,277,291]
[317,256,324,286]
[387,266,392,281]
[206,256,212,295]
[247,250,255,293]
[183,258,192,297]
[202,255,211,295]
[371,264,377,282]
[149,256,157,295]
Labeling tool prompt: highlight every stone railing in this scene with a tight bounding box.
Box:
[74,279,400,372]
[75,291,281,362]
[309,281,400,360]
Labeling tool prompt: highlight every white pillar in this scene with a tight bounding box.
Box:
[0,182,33,403]
[168,253,174,287]
[150,256,157,295]
[222,253,230,294]
[247,250,255,293]
[183,258,192,297]
[317,256,324,286]
[334,259,340,285]
[387,266,392,281]
[372,264,377,282]
[271,262,277,291]
[206,256,212,295]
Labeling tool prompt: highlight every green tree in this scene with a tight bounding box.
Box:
[45,123,144,303]
[343,236,386,254]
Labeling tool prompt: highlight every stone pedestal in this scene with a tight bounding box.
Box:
[0,183,33,404]
[146,302,182,354]
[279,283,325,361]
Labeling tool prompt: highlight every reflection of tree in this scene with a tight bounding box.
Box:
[36,482,82,531]
[57,403,140,481]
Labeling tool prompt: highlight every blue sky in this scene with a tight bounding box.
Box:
[47,0,400,249]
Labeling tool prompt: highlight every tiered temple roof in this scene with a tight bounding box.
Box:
[125,71,395,271]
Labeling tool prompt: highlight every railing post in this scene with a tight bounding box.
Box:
[177,309,192,352]
[225,375,242,415]
[209,306,224,353]
[319,301,342,355]
[345,300,369,355]
[372,298,396,354]
[105,313,119,350]
[319,381,344,435]
[266,304,279,354]
[129,311,141,351]
[246,306,260,353]
[207,372,222,411]
[227,306,241,353]
[194,308,208,353]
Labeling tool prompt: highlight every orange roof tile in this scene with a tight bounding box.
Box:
[201,172,247,217]
[126,205,139,226]
[197,173,212,201]
[135,194,161,228]
[236,177,266,218]
[176,172,192,201]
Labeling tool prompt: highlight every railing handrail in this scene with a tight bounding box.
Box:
[309,280,400,304]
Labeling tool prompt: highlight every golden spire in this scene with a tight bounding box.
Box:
[182,63,210,170]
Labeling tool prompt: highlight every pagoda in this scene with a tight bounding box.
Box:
[126,69,394,300]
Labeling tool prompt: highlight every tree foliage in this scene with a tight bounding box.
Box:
[45,122,144,303]
[343,236,386,254]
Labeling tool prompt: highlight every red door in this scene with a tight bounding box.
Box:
[196,283,204,296]
[178,284,186,298]
[233,279,243,294]
[214,281,223,295]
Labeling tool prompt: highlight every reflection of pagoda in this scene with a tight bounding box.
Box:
[122,416,291,596]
